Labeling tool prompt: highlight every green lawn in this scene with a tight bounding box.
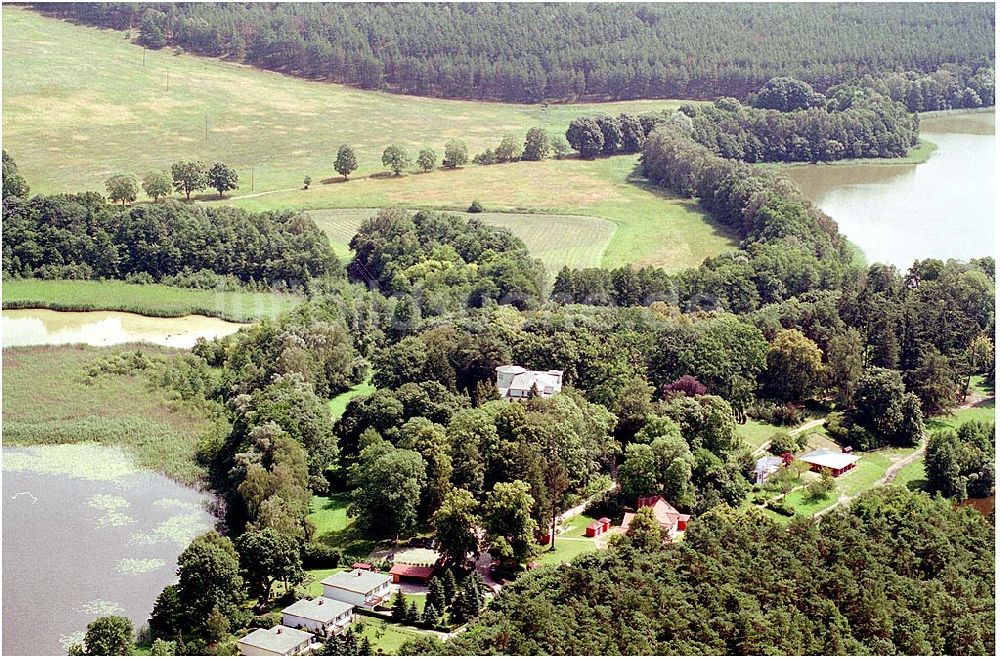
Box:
[893,457,928,492]
[351,618,436,655]
[780,489,838,518]
[967,374,995,398]
[738,420,789,451]
[310,208,616,276]
[926,399,996,434]
[329,376,376,421]
[1,344,219,485]
[2,278,300,322]
[534,513,602,566]
[775,447,914,518]
[2,7,732,273]
[306,494,379,557]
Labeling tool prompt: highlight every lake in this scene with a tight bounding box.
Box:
[2,444,216,655]
[2,309,245,349]
[782,111,995,269]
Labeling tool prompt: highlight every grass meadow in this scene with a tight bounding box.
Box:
[2,6,733,273]
[1,344,219,485]
[2,278,301,322]
[3,6,692,195]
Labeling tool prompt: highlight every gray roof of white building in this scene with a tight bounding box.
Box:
[321,569,391,594]
[282,597,353,622]
[239,625,313,653]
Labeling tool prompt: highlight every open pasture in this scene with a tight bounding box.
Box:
[3,6,692,196]
[248,156,737,271]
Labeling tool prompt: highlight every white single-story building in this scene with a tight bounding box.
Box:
[321,568,392,608]
[754,455,785,484]
[496,365,563,400]
[800,448,860,477]
[237,625,313,656]
[281,597,354,637]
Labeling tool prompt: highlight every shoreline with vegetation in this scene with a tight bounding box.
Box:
[762,138,939,170]
[2,279,300,323]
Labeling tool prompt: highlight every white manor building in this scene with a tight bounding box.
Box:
[496,365,564,400]
[280,597,354,637]
[320,568,392,609]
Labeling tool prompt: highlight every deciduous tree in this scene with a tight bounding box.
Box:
[105,173,138,206]
[335,145,359,180]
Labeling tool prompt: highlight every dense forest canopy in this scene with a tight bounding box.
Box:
[1,185,338,288]
[35,2,995,103]
[405,488,995,655]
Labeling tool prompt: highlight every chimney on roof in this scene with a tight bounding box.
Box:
[318,599,323,605]
[276,628,282,634]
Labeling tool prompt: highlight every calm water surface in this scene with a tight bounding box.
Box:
[2,444,215,655]
[2,309,245,349]
[782,111,995,269]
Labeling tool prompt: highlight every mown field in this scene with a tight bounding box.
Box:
[244,156,737,271]
[2,279,301,322]
[1,344,220,485]
[309,208,616,274]
[2,7,733,272]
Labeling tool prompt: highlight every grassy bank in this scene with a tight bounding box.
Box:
[763,138,938,170]
[1,344,221,485]
[2,279,301,322]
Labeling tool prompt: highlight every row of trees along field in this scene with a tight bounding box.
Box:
[1,177,337,288]
[37,3,994,104]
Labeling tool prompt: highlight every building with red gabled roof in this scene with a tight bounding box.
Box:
[620,495,690,539]
[388,563,435,584]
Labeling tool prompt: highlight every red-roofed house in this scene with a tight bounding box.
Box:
[584,516,613,537]
[388,564,435,584]
[620,496,690,539]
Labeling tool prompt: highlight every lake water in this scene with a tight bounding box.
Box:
[2,309,245,349]
[782,111,995,269]
[2,444,216,655]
